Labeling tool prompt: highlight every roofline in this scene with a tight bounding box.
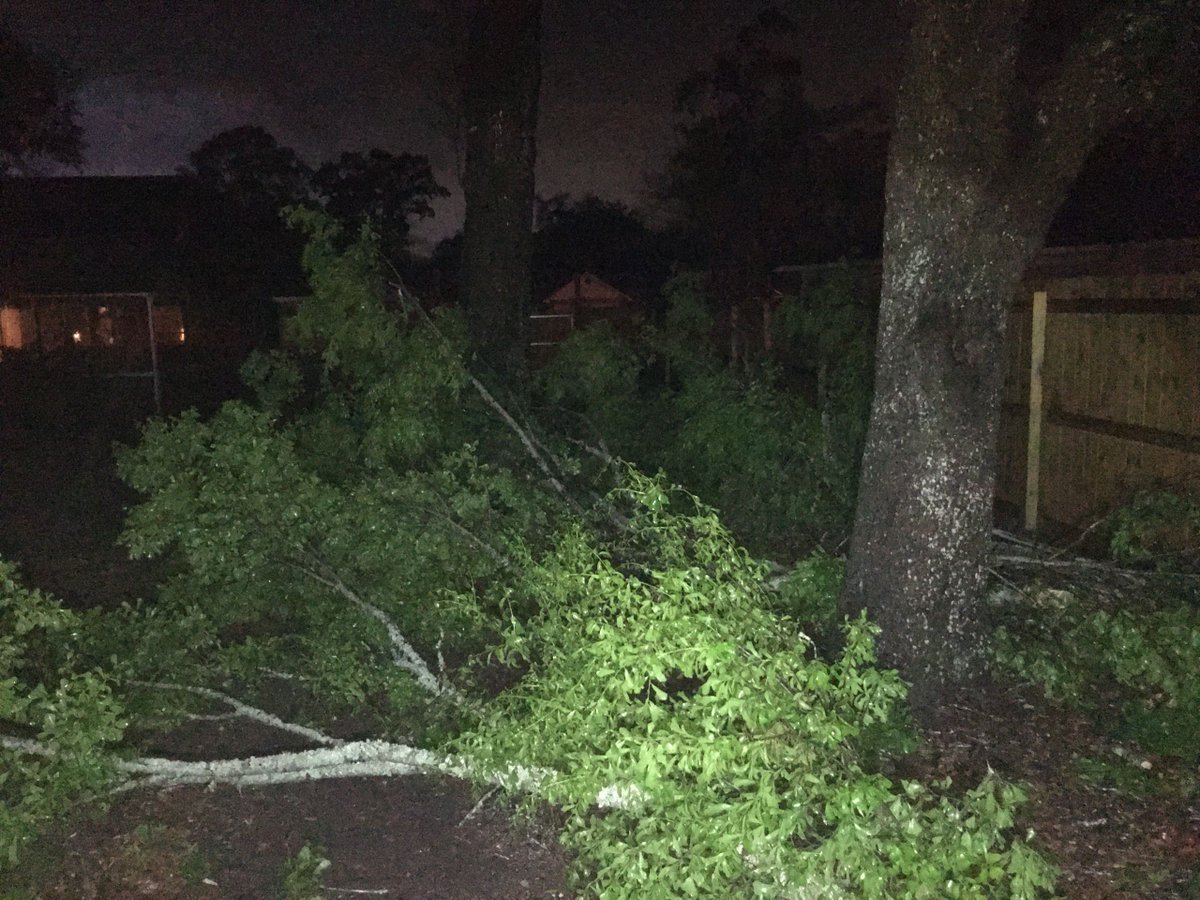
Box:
[772,236,1200,277]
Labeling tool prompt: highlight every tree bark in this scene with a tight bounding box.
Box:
[459,0,542,376]
[839,0,1200,715]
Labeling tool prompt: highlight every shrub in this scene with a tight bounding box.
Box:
[1109,488,1200,574]
[536,273,862,557]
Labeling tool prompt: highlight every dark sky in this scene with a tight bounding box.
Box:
[4,0,904,249]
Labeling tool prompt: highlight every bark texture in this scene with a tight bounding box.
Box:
[839,0,1199,714]
[460,0,542,375]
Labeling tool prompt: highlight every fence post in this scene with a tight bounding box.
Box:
[144,294,162,416]
[1024,290,1048,531]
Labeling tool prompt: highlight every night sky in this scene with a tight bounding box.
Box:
[4,0,904,249]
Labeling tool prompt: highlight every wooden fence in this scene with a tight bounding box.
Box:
[996,241,1200,533]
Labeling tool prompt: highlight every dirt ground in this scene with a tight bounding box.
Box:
[2,419,1198,898]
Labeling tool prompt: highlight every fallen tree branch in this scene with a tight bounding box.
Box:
[2,729,644,812]
[1,734,52,757]
[292,547,475,709]
[131,681,342,747]
[389,278,583,514]
[115,740,465,791]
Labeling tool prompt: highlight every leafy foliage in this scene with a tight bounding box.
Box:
[772,550,846,633]
[994,588,1200,759]
[537,273,867,556]
[279,842,330,900]
[1109,488,1200,574]
[465,474,1055,898]
[0,562,124,867]
[116,212,562,737]
[773,262,876,463]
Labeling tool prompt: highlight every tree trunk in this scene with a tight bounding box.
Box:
[840,229,1033,712]
[837,0,1198,715]
[460,0,542,376]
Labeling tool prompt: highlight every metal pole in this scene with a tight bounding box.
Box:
[145,294,162,416]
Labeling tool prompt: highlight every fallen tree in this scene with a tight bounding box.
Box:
[1,219,1058,897]
[1,489,1054,897]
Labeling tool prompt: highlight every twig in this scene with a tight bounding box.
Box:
[131,681,342,747]
[327,889,390,896]
[985,567,1036,603]
[458,785,499,827]
[564,435,616,466]
[991,529,1039,549]
[1045,514,1110,561]
[992,554,1200,579]
[389,278,583,513]
[420,497,517,571]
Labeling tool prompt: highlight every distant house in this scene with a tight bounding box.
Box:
[529,273,641,354]
[0,177,194,365]
[0,176,306,365]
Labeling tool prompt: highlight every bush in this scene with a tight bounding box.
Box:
[464,474,1055,898]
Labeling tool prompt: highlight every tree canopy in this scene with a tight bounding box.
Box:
[313,148,449,261]
[660,8,886,305]
[0,29,83,175]
[187,124,313,213]
[185,126,448,265]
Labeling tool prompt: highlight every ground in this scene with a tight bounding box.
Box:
[1,420,1197,897]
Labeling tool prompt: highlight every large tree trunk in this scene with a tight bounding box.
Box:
[838,0,1198,716]
[841,229,1036,711]
[459,0,542,376]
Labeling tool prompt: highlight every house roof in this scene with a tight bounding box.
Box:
[544,273,634,309]
[0,175,308,298]
[0,176,194,294]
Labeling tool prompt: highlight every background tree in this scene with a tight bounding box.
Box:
[182,126,315,349]
[186,124,313,213]
[0,29,83,175]
[839,0,1200,714]
[532,194,678,308]
[313,148,448,263]
[458,0,542,375]
[660,8,886,323]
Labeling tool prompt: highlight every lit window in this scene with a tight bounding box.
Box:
[72,331,82,343]
[178,327,186,343]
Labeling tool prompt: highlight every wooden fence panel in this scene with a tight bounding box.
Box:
[1006,283,1200,533]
